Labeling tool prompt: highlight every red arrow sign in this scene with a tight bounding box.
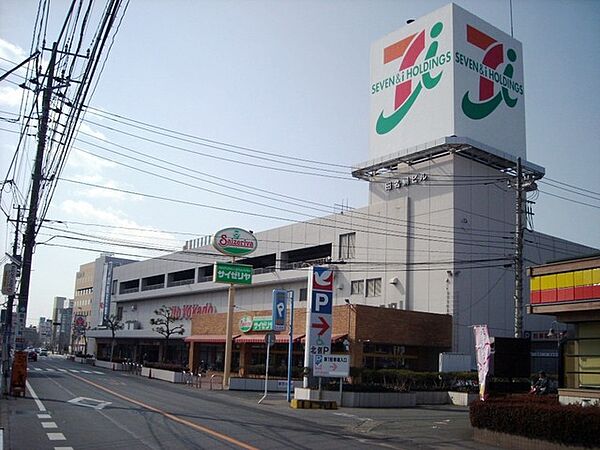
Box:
[331,362,338,371]
[311,316,330,335]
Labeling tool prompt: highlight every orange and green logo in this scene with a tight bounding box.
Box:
[373,21,451,135]
[458,25,524,120]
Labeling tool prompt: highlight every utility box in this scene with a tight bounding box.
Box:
[439,352,472,372]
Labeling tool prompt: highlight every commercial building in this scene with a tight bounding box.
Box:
[71,254,134,354]
[88,4,595,376]
[529,255,600,405]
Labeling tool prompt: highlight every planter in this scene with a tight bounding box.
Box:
[141,366,185,383]
[94,360,125,371]
[448,391,478,406]
[294,388,416,408]
[229,378,302,392]
[473,427,590,450]
[415,391,450,405]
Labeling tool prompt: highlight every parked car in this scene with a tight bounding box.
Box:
[39,348,48,356]
[27,351,38,362]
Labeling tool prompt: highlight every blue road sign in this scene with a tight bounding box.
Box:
[272,289,287,332]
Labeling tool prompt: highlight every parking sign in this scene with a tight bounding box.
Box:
[272,289,287,332]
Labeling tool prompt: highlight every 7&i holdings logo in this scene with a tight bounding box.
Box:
[373,21,451,135]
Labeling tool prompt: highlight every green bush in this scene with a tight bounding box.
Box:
[470,395,600,447]
[245,364,303,378]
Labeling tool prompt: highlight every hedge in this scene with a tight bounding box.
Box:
[351,368,479,392]
[143,361,188,372]
[470,394,600,448]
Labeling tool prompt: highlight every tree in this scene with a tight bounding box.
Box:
[104,314,123,363]
[150,305,184,363]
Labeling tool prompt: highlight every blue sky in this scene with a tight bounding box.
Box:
[1,0,599,323]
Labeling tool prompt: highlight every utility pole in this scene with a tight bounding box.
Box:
[1,206,21,397]
[14,42,58,352]
[514,157,524,338]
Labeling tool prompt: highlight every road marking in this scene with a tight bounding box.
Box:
[42,422,58,429]
[69,373,259,450]
[46,368,55,372]
[92,371,103,374]
[26,380,46,412]
[68,396,112,410]
[54,447,74,450]
[69,370,79,373]
[58,369,67,372]
[38,414,52,419]
[34,368,42,371]
[81,370,92,374]
[47,433,66,441]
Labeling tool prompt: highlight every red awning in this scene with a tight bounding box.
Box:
[235,333,305,344]
[184,334,241,343]
[300,333,348,343]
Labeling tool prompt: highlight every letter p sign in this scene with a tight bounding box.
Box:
[311,292,332,314]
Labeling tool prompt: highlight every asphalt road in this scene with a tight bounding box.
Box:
[1,355,501,450]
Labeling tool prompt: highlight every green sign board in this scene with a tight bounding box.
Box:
[213,262,253,285]
[252,316,273,331]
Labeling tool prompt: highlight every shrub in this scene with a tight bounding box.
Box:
[349,368,479,393]
[470,395,600,447]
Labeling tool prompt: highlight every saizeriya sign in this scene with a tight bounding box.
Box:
[369,3,526,162]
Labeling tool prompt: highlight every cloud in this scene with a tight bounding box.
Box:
[0,38,26,61]
[58,200,179,254]
[78,123,106,141]
[68,148,116,173]
[0,86,24,107]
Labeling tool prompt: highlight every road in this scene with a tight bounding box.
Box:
[1,355,500,449]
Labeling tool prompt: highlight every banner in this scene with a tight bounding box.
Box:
[473,324,492,401]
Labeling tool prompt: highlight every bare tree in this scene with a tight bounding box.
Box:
[104,315,123,363]
[150,305,184,363]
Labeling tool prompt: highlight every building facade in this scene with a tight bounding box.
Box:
[87,4,596,376]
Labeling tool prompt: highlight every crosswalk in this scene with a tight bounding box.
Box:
[28,367,104,375]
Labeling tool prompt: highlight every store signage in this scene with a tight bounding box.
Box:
[252,316,273,331]
[313,354,350,378]
[239,315,253,333]
[384,173,428,191]
[170,303,216,320]
[1,263,17,295]
[213,262,253,285]
[474,324,492,401]
[369,3,525,162]
[212,228,257,257]
[272,289,287,332]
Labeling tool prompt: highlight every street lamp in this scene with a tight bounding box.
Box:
[547,320,566,388]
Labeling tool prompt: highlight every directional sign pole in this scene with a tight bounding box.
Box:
[286,290,294,402]
[223,259,236,389]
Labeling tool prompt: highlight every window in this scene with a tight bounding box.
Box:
[117,306,123,320]
[351,280,364,295]
[299,288,307,302]
[338,233,356,260]
[366,278,382,297]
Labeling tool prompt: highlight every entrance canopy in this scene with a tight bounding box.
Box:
[185,334,241,343]
[235,333,304,344]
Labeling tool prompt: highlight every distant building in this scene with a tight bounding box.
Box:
[38,317,52,347]
[72,254,134,354]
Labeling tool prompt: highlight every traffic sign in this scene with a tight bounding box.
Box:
[304,267,334,374]
[272,290,287,332]
[313,354,350,378]
[264,331,276,347]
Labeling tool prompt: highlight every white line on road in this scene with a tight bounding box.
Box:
[92,371,103,374]
[58,369,67,372]
[26,380,46,412]
[47,433,66,441]
[68,370,79,373]
[54,447,74,450]
[47,368,56,372]
[38,414,52,419]
[42,422,58,429]
[81,370,92,373]
[34,368,43,371]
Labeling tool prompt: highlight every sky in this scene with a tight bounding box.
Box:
[1,0,599,325]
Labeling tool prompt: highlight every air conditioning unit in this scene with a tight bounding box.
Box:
[125,320,140,330]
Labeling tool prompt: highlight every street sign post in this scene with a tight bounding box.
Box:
[303,266,334,388]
